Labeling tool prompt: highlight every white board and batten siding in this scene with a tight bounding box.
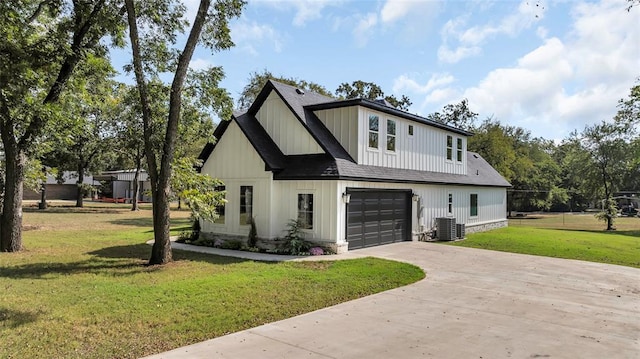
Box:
[200,120,274,239]
[256,92,324,155]
[335,181,506,241]
[314,107,359,160]
[270,181,340,244]
[355,107,467,175]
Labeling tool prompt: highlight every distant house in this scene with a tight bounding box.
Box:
[93,169,152,203]
[24,171,98,201]
[198,80,510,253]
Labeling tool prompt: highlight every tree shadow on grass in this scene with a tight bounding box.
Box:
[108,218,154,227]
[0,308,40,328]
[554,228,640,239]
[1,242,248,280]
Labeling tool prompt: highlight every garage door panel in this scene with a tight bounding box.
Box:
[347,190,410,250]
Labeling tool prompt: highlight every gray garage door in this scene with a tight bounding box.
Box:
[346,189,411,250]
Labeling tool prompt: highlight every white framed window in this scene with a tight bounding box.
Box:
[448,193,453,215]
[368,115,379,149]
[456,138,463,162]
[239,185,253,225]
[408,124,414,136]
[386,119,396,152]
[297,194,313,230]
[470,193,478,217]
[214,185,225,224]
[446,135,453,161]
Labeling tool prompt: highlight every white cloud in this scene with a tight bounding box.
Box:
[438,0,547,63]
[256,0,343,27]
[393,73,455,94]
[189,58,213,71]
[353,12,378,47]
[380,0,414,23]
[230,20,284,55]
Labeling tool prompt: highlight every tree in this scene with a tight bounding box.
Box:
[237,69,332,109]
[47,54,119,207]
[125,0,243,264]
[335,80,412,111]
[0,1,124,252]
[427,99,478,131]
[580,121,629,230]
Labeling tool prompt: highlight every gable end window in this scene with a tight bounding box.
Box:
[470,193,478,217]
[298,194,313,230]
[368,115,379,149]
[240,186,253,225]
[457,138,463,162]
[386,119,396,152]
[446,135,453,160]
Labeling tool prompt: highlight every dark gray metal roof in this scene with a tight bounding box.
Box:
[200,80,510,187]
[274,152,511,187]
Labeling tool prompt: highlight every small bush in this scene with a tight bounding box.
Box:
[282,219,312,255]
[309,247,324,256]
[220,240,243,250]
[247,217,257,248]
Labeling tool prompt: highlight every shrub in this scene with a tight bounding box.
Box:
[282,219,311,255]
[247,217,257,248]
[220,240,243,250]
[309,247,324,256]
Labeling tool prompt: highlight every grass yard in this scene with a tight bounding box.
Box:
[450,213,640,268]
[1,202,424,359]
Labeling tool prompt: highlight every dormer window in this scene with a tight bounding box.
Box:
[368,115,379,149]
[386,119,396,152]
[446,135,453,160]
[456,138,463,162]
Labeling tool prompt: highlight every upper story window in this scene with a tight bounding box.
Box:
[408,124,414,136]
[456,138,463,162]
[446,135,453,160]
[368,115,379,149]
[297,194,313,230]
[240,185,253,225]
[386,119,396,152]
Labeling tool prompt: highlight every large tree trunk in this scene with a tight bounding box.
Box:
[126,0,212,265]
[0,145,26,252]
[76,164,84,208]
[131,156,141,211]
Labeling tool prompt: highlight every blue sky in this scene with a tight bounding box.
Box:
[113,0,640,141]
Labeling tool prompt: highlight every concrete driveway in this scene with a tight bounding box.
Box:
[143,242,640,359]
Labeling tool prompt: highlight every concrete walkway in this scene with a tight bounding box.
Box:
[143,242,640,359]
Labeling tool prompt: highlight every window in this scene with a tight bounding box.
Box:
[408,124,414,136]
[386,119,396,152]
[297,194,313,230]
[470,194,478,217]
[446,135,453,160]
[239,186,253,225]
[448,193,453,215]
[368,115,379,149]
[214,185,225,224]
[456,138,463,162]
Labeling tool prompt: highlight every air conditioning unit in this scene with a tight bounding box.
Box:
[436,217,456,241]
[456,223,466,239]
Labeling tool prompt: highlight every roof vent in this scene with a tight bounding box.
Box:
[374,98,394,107]
[295,88,305,95]
[473,154,479,158]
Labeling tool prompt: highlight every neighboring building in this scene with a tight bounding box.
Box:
[199,80,510,253]
[24,171,98,201]
[94,169,152,202]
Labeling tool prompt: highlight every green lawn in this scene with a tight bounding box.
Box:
[1,202,424,359]
[449,214,640,268]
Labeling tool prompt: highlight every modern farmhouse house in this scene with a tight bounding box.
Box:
[198,80,510,253]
